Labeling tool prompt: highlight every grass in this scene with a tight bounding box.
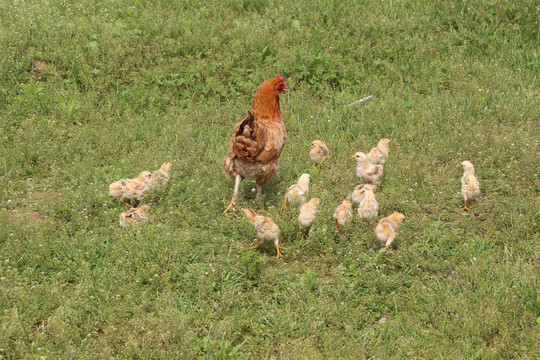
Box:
[0,0,539,358]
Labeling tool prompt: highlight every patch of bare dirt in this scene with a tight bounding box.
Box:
[34,60,49,73]
[29,211,46,222]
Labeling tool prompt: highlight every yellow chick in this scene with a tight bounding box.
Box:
[375,212,405,248]
[109,171,153,206]
[282,173,311,212]
[243,208,283,259]
[357,184,379,220]
[333,200,353,230]
[151,161,172,188]
[298,198,321,238]
[460,161,481,211]
[352,152,384,184]
[310,140,329,168]
[367,138,391,164]
[119,204,150,228]
[351,184,377,204]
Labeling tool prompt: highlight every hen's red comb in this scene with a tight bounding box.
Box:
[278,74,284,81]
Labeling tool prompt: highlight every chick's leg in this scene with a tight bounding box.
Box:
[251,241,263,249]
[224,175,242,214]
[281,195,288,212]
[274,239,283,259]
[384,233,396,249]
[334,218,340,231]
[462,197,469,211]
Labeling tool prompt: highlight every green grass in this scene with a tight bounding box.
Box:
[1,0,539,358]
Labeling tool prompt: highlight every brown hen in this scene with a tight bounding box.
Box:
[223,75,288,213]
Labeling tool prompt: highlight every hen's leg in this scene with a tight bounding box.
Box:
[224,175,242,214]
[256,184,263,198]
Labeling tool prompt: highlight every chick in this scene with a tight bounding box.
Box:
[357,184,379,220]
[119,204,150,228]
[282,173,311,212]
[375,212,405,248]
[352,152,384,184]
[310,140,329,168]
[243,208,282,259]
[151,162,172,188]
[298,198,321,238]
[351,184,377,204]
[460,161,481,211]
[109,171,153,206]
[333,200,353,231]
[367,138,391,164]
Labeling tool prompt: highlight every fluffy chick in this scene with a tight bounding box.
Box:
[375,212,405,248]
[119,204,150,227]
[310,140,329,168]
[357,184,379,220]
[282,173,311,212]
[352,152,384,184]
[109,171,153,206]
[151,162,172,188]
[298,198,321,238]
[333,200,353,231]
[367,138,391,164]
[351,184,377,204]
[460,161,481,211]
[243,208,282,259]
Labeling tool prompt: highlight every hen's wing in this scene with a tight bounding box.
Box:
[229,110,265,163]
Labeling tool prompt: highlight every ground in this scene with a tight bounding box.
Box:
[0,0,539,358]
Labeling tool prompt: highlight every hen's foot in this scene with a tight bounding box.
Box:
[223,200,237,214]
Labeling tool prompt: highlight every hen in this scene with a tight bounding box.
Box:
[223,75,288,213]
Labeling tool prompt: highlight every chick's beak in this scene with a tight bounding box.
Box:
[351,155,356,159]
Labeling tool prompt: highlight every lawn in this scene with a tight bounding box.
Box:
[0,0,539,358]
